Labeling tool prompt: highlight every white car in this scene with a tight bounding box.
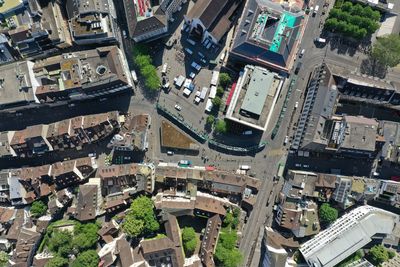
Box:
[174,104,182,111]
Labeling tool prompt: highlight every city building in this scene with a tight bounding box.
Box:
[0,60,36,113]
[0,33,17,63]
[380,120,400,168]
[292,64,384,157]
[65,0,118,45]
[123,0,185,42]
[230,0,305,73]
[68,178,103,221]
[97,163,155,196]
[225,65,284,131]
[261,227,299,267]
[0,47,132,114]
[132,214,184,267]
[1,111,120,158]
[9,227,41,267]
[200,214,222,267]
[32,47,132,102]
[155,163,260,208]
[0,0,26,19]
[3,157,96,206]
[184,0,242,44]
[108,113,151,151]
[276,170,320,238]
[300,205,400,267]
[0,0,72,58]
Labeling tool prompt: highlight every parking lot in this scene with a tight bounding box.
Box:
[156,5,227,134]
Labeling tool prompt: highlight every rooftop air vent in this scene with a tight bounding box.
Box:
[96,65,107,75]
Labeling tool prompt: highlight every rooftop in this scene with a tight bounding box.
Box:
[226,65,283,131]
[340,116,379,152]
[300,205,399,267]
[231,0,304,71]
[0,0,23,15]
[0,61,36,109]
[32,46,131,101]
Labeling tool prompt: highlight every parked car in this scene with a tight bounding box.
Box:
[167,151,174,155]
[174,104,182,111]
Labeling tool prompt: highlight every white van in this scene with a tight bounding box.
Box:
[162,63,168,74]
[131,70,138,84]
[240,165,251,170]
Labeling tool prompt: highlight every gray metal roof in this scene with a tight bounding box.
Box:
[240,67,275,116]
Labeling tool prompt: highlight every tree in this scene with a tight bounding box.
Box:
[206,115,215,125]
[122,217,144,238]
[0,251,8,267]
[219,73,231,87]
[73,223,99,252]
[371,34,400,68]
[71,250,99,267]
[217,86,224,97]
[45,256,68,267]
[30,200,47,217]
[215,245,242,267]
[367,245,390,266]
[47,230,73,255]
[182,227,197,256]
[212,96,222,107]
[122,196,159,238]
[319,203,338,225]
[223,213,234,227]
[132,46,160,92]
[215,120,228,134]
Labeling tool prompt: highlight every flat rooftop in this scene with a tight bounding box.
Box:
[226,65,283,131]
[241,66,276,116]
[33,46,131,98]
[0,61,36,108]
[0,0,23,15]
[341,116,378,152]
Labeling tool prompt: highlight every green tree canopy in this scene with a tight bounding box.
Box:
[215,244,242,267]
[367,245,390,266]
[212,96,222,107]
[47,230,73,256]
[219,73,232,87]
[71,250,99,267]
[182,227,197,256]
[217,86,225,97]
[0,251,8,267]
[132,45,160,92]
[223,213,234,227]
[215,120,228,134]
[122,196,159,238]
[45,256,68,267]
[122,217,144,238]
[371,34,400,68]
[72,222,99,251]
[31,200,47,217]
[319,203,338,225]
[206,115,215,125]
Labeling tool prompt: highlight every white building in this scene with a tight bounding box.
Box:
[300,205,399,267]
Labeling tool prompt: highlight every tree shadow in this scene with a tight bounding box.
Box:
[360,58,387,79]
